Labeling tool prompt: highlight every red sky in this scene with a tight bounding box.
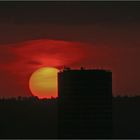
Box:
[0,2,140,97]
[0,39,140,97]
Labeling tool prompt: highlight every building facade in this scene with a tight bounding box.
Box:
[58,68,112,138]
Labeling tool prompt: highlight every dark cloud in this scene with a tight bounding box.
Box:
[0,2,139,45]
[0,22,139,47]
[0,2,140,25]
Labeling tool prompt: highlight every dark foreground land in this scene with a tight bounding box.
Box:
[0,96,140,138]
[0,97,57,138]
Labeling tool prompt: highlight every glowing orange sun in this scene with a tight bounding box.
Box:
[29,67,59,99]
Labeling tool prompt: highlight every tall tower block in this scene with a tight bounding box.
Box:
[58,68,112,138]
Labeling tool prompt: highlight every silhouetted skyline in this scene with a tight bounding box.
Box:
[0,96,140,138]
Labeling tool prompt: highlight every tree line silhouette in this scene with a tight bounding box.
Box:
[0,96,140,138]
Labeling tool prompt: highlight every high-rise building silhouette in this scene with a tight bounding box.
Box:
[58,68,112,138]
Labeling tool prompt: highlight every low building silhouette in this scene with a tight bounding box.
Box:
[58,68,112,138]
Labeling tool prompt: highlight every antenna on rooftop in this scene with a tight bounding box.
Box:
[80,67,85,70]
[63,66,71,71]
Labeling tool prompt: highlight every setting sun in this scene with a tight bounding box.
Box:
[29,67,59,98]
